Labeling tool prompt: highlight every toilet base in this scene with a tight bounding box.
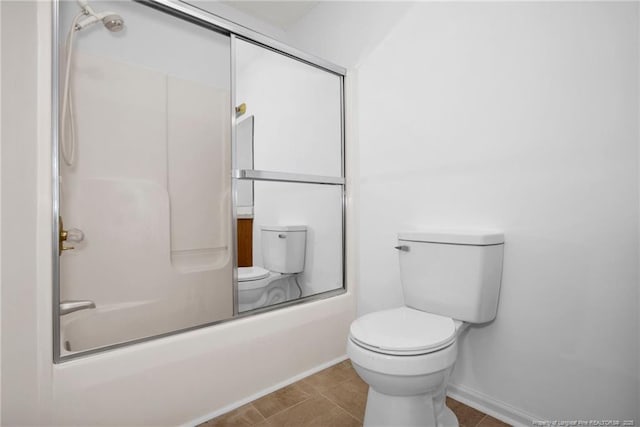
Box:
[238,274,298,312]
[363,387,459,427]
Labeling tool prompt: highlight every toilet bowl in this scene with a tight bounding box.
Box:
[348,230,504,427]
[348,307,464,426]
[237,266,300,312]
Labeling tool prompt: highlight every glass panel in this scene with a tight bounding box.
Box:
[236,181,343,313]
[57,0,232,357]
[236,116,255,216]
[236,39,343,178]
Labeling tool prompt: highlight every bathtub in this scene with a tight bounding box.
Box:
[60,296,230,355]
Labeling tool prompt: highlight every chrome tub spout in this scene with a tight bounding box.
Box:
[60,300,96,315]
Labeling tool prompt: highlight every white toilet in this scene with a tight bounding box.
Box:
[347,230,504,427]
[237,225,306,313]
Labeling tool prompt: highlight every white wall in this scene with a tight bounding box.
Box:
[1,2,48,423]
[1,1,357,425]
[185,0,286,42]
[285,1,413,70]
[288,1,640,423]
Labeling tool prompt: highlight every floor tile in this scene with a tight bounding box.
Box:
[200,361,500,427]
[296,379,322,396]
[252,383,311,419]
[321,376,368,421]
[302,362,356,393]
[336,359,362,382]
[477,415,512,427]
[261,395,360,427]
[200,403,264,427]
[448,398,487,427]
[446,396,461,410]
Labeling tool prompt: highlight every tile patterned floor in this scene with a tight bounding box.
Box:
[200,359,511,427]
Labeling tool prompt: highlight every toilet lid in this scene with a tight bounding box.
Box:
[238,266,270,282]
[349,307,456,355]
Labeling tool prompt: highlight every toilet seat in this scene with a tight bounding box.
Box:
[347,337,458,377]
[350,307,456,356]
[238,266,270,285]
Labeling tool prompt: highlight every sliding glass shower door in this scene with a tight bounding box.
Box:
[55,0,233,359]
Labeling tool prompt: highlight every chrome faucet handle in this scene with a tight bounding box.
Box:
[66,228,84,242]
[59,217,84,254]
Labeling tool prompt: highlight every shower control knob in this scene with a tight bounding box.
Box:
[66,228,85,243]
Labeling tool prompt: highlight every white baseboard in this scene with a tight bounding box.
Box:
[184,354,349,427]
[447,382,541,427]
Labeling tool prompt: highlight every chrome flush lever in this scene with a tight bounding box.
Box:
[394,245,410,252]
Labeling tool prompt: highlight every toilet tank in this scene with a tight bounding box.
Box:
[398,230,504,323]
[261,225,307,273]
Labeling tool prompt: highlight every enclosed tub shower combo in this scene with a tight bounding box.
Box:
[53,0,346,361]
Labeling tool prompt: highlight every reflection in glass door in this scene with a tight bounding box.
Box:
[233,38,345,313]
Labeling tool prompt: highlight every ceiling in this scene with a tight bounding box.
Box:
[220,1,319,30]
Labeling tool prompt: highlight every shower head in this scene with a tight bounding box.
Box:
[101,14,124,32]
[75,6,124,32]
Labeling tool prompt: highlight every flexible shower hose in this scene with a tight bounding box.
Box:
[60,12,84,167]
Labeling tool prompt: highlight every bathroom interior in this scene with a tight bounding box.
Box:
[1,0,639,426]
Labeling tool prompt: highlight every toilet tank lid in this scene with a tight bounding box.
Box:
[398,230,504,245]
[261,225,307,232]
